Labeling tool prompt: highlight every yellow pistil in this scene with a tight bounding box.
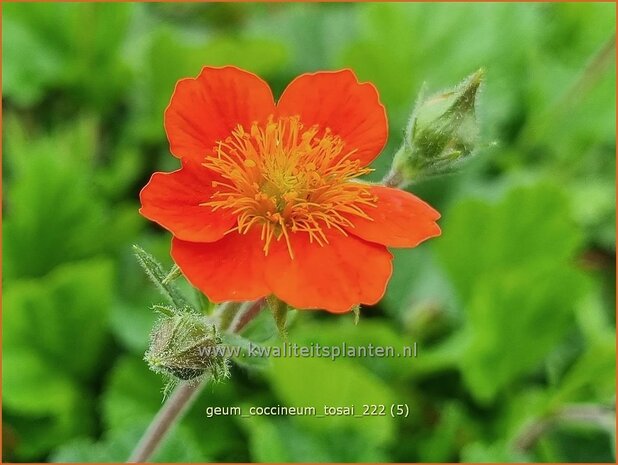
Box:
[202,116,377,258]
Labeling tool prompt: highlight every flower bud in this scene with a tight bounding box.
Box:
[389,69,484,185]
[145,311,229,382]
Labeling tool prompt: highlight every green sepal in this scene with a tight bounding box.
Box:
[352,305,361,325]
[267,295,289,339]
[162,264,182,285]
[132,245,191,309]
[152,304,177,318]
[213,301,243,331]
[145,311,229,384]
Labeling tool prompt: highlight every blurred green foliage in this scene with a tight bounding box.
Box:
[2,2,616,463]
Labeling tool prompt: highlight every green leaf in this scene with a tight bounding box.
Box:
[249,4,358,74]
[267,356,396,446]
[102,357,166,431]
[537,426,615,463]
[500,387,550,442]
[3,350,80,415]
[551,335,615,406]
[461,264,585,403]
[240,414,389,462]
[110,300,160,354]
[240,416,332,462]
[417,401,479,462]
[95,145,146,201]
[3,3,134,112]
[2,13,64,106]
[461,440,530,463]
[286,316,414,382]
[3,350,94,460]
[435,183,588,402]
[381,245,452,317]
[3,119,108,280]
[50,422,206,462]
[435,183,583,303]
[548,291,616,406]
[3,259,113,381]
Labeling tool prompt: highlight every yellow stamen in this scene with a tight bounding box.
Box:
[202,116,377,258]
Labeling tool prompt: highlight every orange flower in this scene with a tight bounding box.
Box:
[140,66,440,313]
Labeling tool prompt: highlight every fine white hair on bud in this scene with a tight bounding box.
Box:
[145,310,230,384]
[388,69,484,186]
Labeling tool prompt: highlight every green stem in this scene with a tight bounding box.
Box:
[127,380,206,463]
[213,301,243,331]
[230,298,266,333]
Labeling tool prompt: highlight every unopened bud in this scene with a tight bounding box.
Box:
[145,311,229,382]
[389,69,484,185]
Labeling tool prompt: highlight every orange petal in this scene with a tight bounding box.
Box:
[264,231,393,313]
[165,66,276,163]
[139,161,235,242]
[345,186,441,248]
[171,231,269,302]
[276,70,388,167]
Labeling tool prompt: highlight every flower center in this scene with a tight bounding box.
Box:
[202,116,376,258]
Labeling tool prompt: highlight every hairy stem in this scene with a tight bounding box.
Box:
[230,298,266,333]
[128,299,265,462]
[214,301,243,331]
[127,381,206,462]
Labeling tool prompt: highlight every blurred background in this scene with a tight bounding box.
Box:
[2,2,616,463]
